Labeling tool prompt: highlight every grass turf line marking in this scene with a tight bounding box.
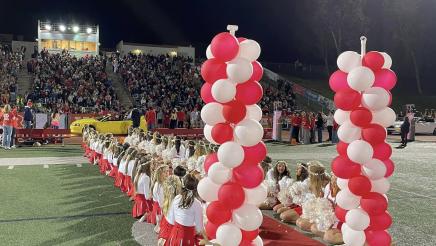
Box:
[7,165,14,169]
[391,188,436,200]
[43,164,49,168]
[0,211,130,224]
[76,164,82,167]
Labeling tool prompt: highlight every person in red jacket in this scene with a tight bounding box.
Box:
[309,112,316,144]
[1,104,16,150]
[176,108,185,128]
[291,112,302,143]
[145,107,157,131]
[10,106,19,148]
[301,111,311,144]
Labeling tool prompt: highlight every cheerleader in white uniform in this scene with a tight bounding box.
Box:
[321,175,344,245]
[185,141,197,171]
[169,137,186,169]
[260,160,292,210]
[158,175,182,245]
[116,148,133,190]
[155,135,166,157]
[109,144,122,178]
[148,165,170,225]
[132,161,151,218]
[123,150,139,195]
[167,174,204,246]
[123,127,134,145]
[162,137,174,162]
[137,132,147,151]
[193,142,207,178]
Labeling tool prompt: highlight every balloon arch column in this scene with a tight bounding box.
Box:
[197,25,267,246]
[330,37,396,246]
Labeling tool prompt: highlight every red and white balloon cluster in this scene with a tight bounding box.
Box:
[197,29,267,246]
[330,40,396,246]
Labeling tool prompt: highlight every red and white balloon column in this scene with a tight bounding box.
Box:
[197,25,267,246]
[330,37,396,246]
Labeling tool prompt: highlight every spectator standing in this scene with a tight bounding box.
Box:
[316,112,325,143]
[1,104,15,150]
[326,111,334,142]
[301,111,311,144]
[291,112,301,143]
[51,110,60,129]
[23,101,34,129]
[169,109,177,129]
[10,106,18,148]
[130,108,141,128]
[157,108,163,128]
[176,108,185,128]
[190,108,198,128]
[145,107,156,131]
[400,117,410,147]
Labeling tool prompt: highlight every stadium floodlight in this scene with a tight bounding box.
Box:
[45,24,52,31]
[59,25,66,32]
[86,27,93,34]
[73,26,80,33]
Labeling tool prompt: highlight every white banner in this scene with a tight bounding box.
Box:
[35,113,48,129]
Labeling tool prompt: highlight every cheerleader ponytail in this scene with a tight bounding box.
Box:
[179,174,198,209]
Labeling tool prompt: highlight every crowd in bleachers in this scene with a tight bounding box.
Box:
[25,50,120,114]
[0,44,23,105]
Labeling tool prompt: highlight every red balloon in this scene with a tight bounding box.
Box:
[233,164,264,188]
[243,141,267,163]
[237,37,247,43]
[348,175,372,196]
[383,159,395,178]
[211,32,239,62]
[365,230,392,246]
[218,182,245,209]
[329,70,350,92]
[336,141,349,156]
[361,192,388,216]
[350,107,373,127]
[223,100,247,124]
[204,153,218,173]
[331,155,362,179]
[211,123,234,144]
[374,69,397,90]
[205,222,220,239]
[206,201,232,225]
[250,61,263,81]
[236,81,263,105]
[201,83,216,103]
[239,241,255,246]
[367,211,392,230]
[335,206,348,222]
[373,142,392,160]
[201,58,227,83]
[362,124,387,145]
[334,89,361,111]
[242,229,259,241]
[363,51,385,71]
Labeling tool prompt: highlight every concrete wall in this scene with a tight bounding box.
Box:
[116,41,195,59]
[12,41,38,60]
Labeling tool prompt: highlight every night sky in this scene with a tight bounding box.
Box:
[1,0,436,92]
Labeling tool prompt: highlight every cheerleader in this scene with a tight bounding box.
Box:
[131,129,141,147]
[278,163,309,223]
[158,175,182,245]
[109,144,122,178]
[173,165,187,181]
[185,141,197,172]
[192,142,207,177]
[162,136,174,161]
[122,149,139,194]
[259,160,292,210]
[150,132,162,156]
[132,161,152,218]
[137,132,147,150]
[155,135,167,157]
[169,137,186,169]
[148,165,170,225]
[115,147,133,188]
[123,126,134,145]
[167,174,204,246]
[322,175,344,245]
[296,161,331,232]
[99,140,111,174]
[185,140,195,160]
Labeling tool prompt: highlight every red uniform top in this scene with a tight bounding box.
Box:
[302,116,311,129]
[146,110,156,124]
[12,109,19,128]
[177,111,185,121]
[291,115,302,127]
[1,112,16,126]
[333,120,339,130]
[310,117,316,129]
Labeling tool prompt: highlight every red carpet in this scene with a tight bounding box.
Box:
[259,216,324,246]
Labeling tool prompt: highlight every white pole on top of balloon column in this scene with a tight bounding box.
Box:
[227,25,239,36]
[360,36,367,58]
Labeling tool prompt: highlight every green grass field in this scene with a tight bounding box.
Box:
[1,141,435,245]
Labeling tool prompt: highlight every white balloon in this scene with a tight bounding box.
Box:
[347,140,374,164]
[337,51,362,73]
[198,177,220,202]
[362,87,390,111]
[232,204,263,231]
[235,119,264,147]
[208,162,232,184]
[216,223,242,246]
[211,79,237,103]
[253,236,264,246]
[347,66,375,92]
[206,44,214,59]
[203,125,218,145]
[218,141,244,168]
[371,107,396,127]
[334,109,350,125]
[337,121,362,143]
[336,188,361,210]
[341,223,366,246]
[336,178,349,190]
[227,57,253,84]
[363,158,387,180]
[371,178,391,194]
[245,104,263,122]
[381,52,392,69]
[345,208,370,231]
[244,182,268,206]
[201,103,225,125]
[238,39,261,62]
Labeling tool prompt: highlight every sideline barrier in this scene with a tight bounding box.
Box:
[15,129,71,144]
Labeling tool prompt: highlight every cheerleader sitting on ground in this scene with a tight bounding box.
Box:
[158,175,182,246]
[166,174,204,246]
[321,174,344,245]
[259,160,292,210]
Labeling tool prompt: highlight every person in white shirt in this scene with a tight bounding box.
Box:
[167,174,204,245]
[148,165,170,225]
[326,111,334,142]
[158,175,182,245]
[116,148,134,191]
[132,162,151,218]
[109,145,122,178]
[260,161,293,210]
[169,137,186,169]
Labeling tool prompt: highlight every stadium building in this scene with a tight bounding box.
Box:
[37,20,99,57]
